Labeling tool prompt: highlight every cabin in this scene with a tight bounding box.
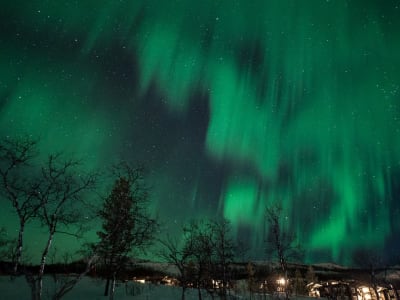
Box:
[307,280,400,300]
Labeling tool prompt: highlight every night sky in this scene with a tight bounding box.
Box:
[1,0,400,265]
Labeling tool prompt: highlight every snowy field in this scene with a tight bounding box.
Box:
[0,276,230,299]
[0,276,317,299]
[0,276,197,300]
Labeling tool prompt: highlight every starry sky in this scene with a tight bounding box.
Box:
[1,0,400,265]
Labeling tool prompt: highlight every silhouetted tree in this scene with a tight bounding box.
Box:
[209,219,235,299]
[158,235,191,300]
[1,137,98,300]
[96,163,157,299]
[182,220,214,300]
[26,154,97,300]
[163,219,236,300]
[265,203,303,299]
[0,136,40,273]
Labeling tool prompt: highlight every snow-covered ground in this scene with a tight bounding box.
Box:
[311,263,348,270]
[0,275,317,299]
[0,276,202,300]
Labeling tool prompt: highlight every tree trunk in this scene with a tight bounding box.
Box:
[104,277,110,296]
[38,231,55,300]
[110,272,116,300]
[25,273,38,300]
[31,283,38,300]
[53,255,97,300]
[14,220,25,274]
[181,286,186,300]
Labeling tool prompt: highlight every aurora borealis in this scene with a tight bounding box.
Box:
[1,0,400,265]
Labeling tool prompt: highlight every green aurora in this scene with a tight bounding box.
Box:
[1,0,400,264]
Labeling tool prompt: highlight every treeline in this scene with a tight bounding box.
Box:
[0,136,306,300]
[0,136,159,300]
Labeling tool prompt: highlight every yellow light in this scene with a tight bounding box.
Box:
[277,278,286,286]
[133,278,146,284]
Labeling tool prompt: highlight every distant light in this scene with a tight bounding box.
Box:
[133,278,146,284]
[277,278,286,286]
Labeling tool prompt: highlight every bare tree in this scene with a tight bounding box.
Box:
[165,219,236,300]
[0,136,40,273]
[182,220,214,300]
[96,162,157,299]
[1,137,99,299]
[265,203,303,298]
[209,219,235,299]
[158,235,192,300]
[25,154,97,300]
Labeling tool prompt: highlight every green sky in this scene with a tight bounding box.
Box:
[1,0,399,264]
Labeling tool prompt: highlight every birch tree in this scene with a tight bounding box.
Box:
[26,154,97,300]
[158,235,192,300]
[0,137,40,273]
[209,219,235,299]
[265,203,303,299]
[177,219,236,300]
